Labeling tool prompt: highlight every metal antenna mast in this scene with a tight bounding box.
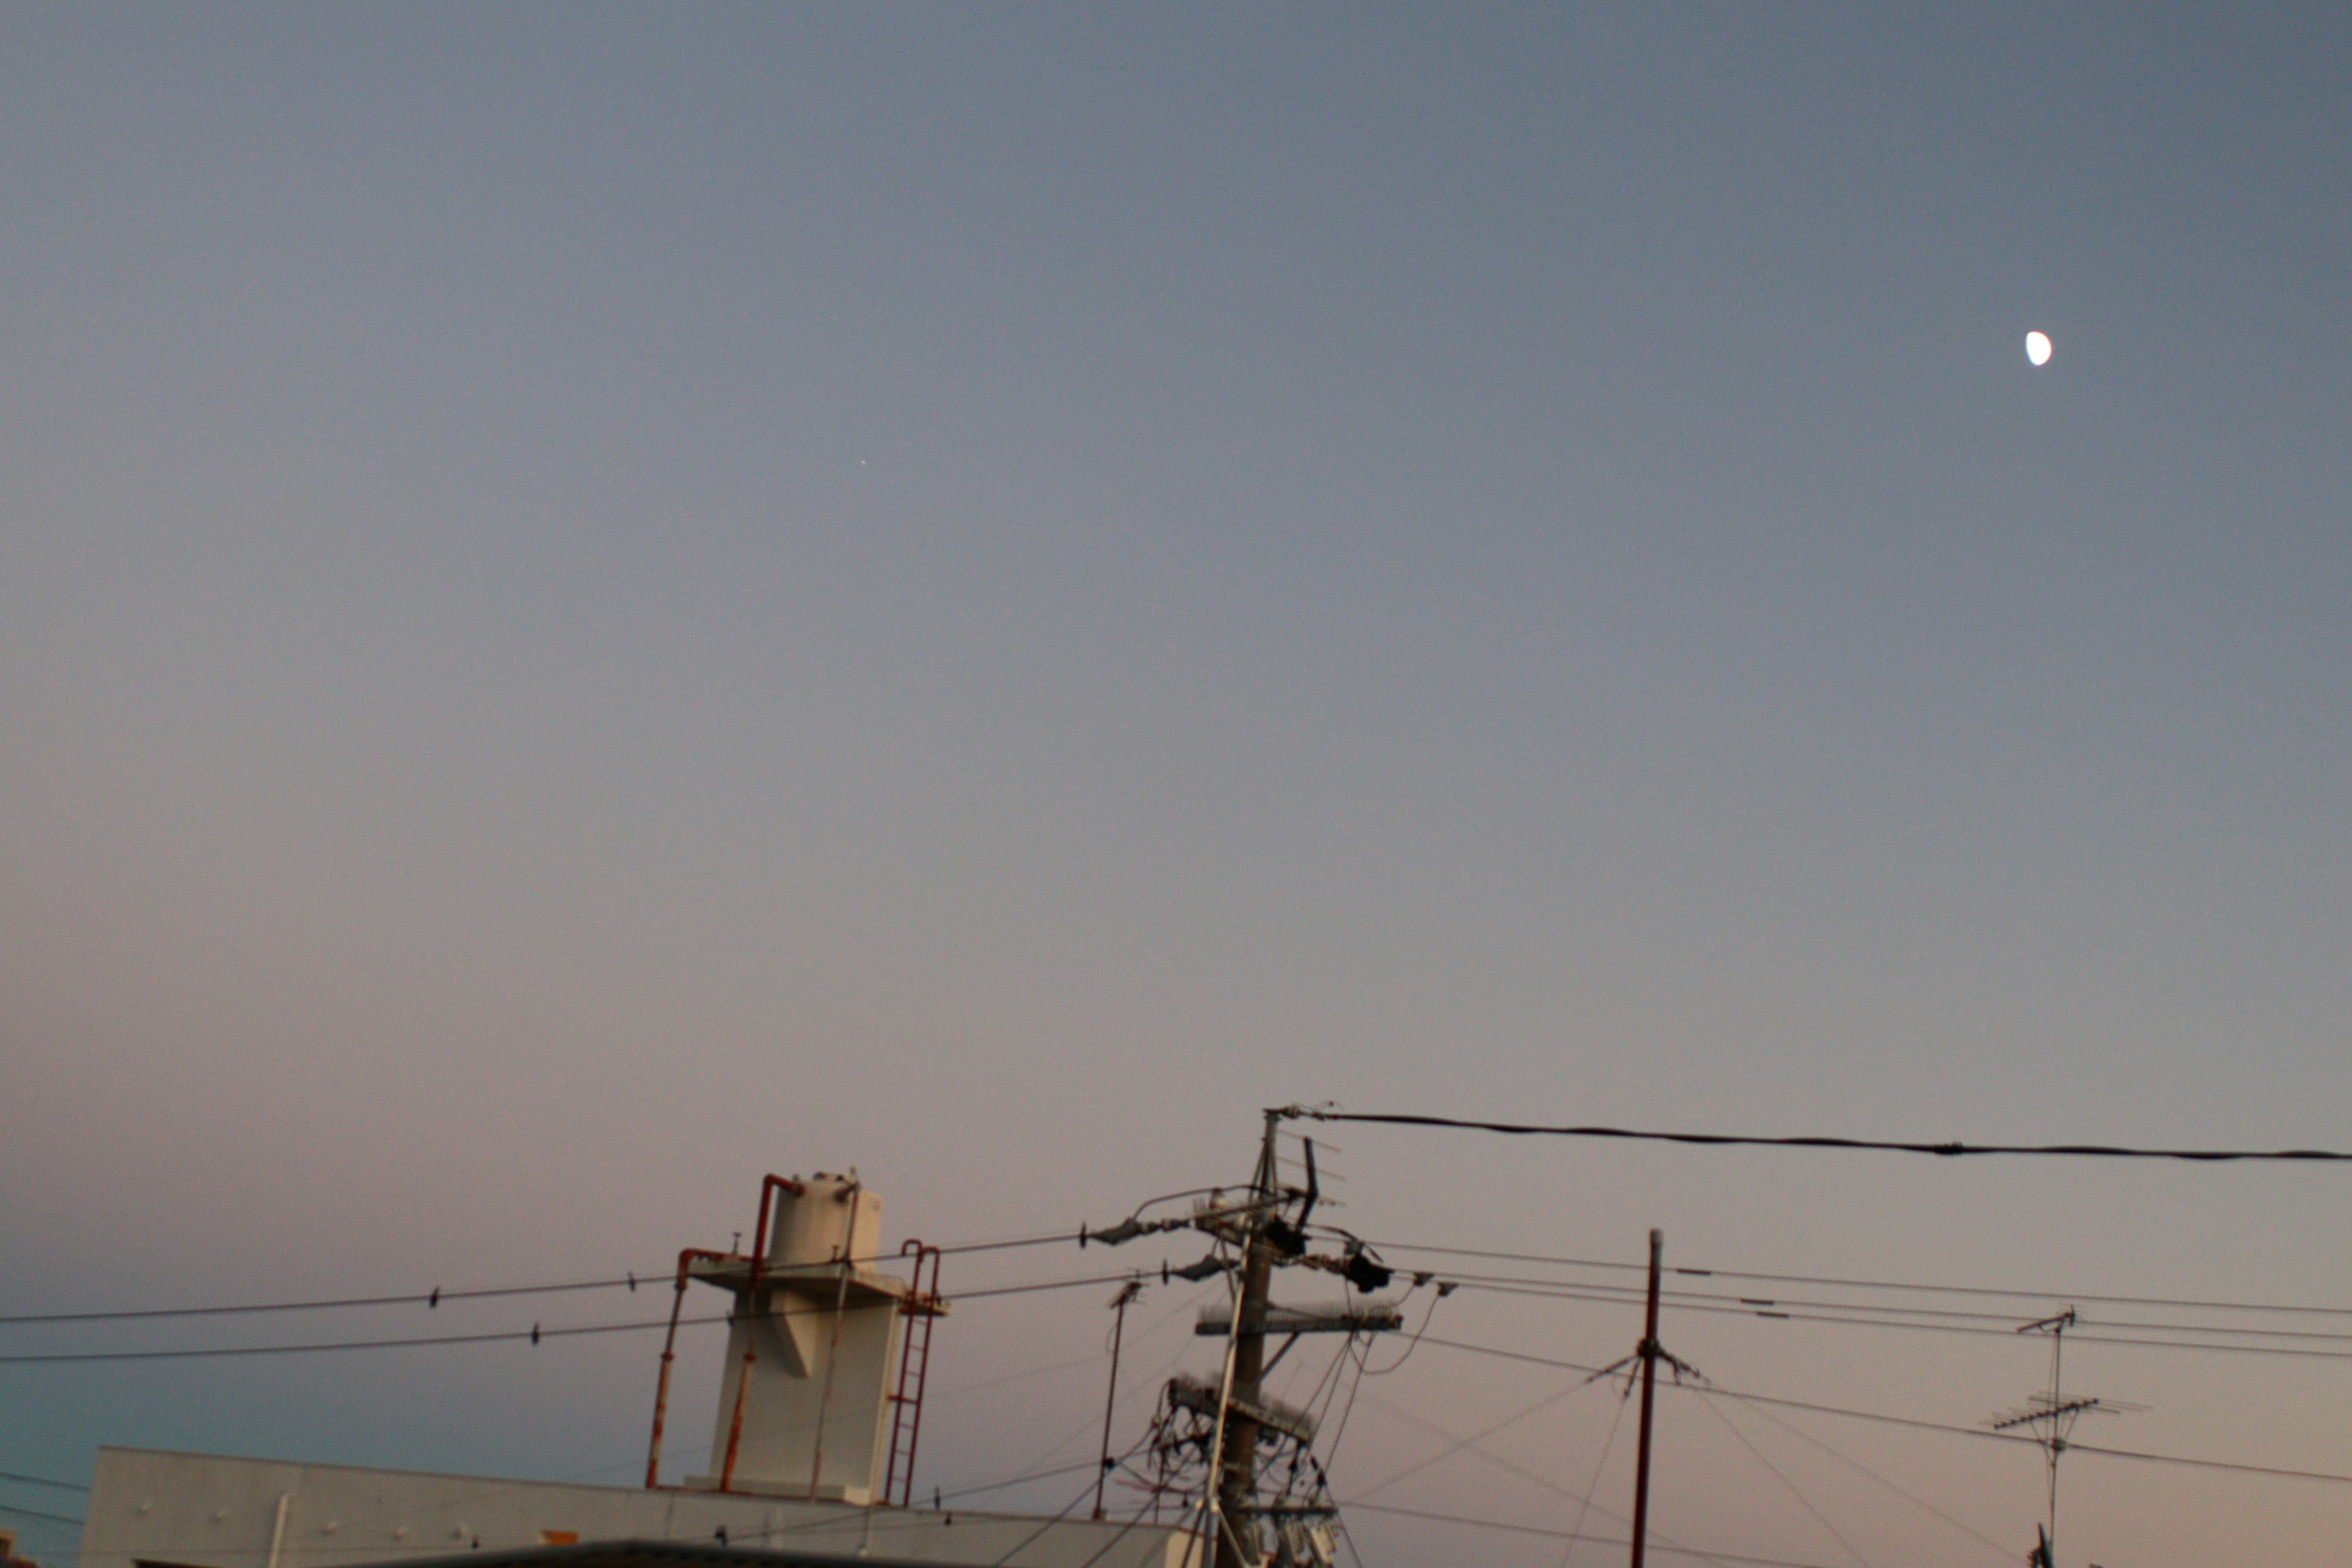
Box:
[1095,1280,1142,1520]
[1989,1309,2105,1568]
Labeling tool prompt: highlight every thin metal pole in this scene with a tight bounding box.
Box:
[645,1250,714,1487]
[1095,1283,1139,1520]
[1629,1228,1663,1568]
[2047,1318,2064,1568]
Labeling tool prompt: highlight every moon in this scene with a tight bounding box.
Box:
[2025,330,2053,367]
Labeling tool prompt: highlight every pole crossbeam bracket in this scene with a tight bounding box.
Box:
[1195,1302,1405,1336]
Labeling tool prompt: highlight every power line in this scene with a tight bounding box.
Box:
[1414,1335,2352,1485]
[1292,1109,2352,1163]
[0,1313,728,1364]
[1666,1265,2352,1320]
[0,1502,85,1528]
[1430,1268,2352,1344]
[1340,1502,1850,1568]
[974,1433,1161,1568]
[934,1457,1104,1503]
[1561,1367,1634,1567]
[0,1275,652,1327]
[21,1218,2340,1349]
[1431,1268,2056,1323]
[1364,1239,2352,1319]
[1342,1384,1736,1568]
[938,1231,1088,1257]
[1713,1394,2018,1561]
[1694,1394,1873,1568]
[1440,1280,2352,1361]
[0,1268,802,1329]
[0,1472,88,1493]
[952,1272,1166,1303]
[15,1262,2344,1373]
[1345,1376,1597,1503]
[0,1270,1165,1365]
[0,1232,1088,1330]
[1351,1242,1646,1275]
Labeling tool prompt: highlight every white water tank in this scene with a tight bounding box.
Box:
[769,1172,883,1267]
[685,1172,940,1504]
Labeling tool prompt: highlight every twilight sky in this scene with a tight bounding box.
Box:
[4,7,2349,1567]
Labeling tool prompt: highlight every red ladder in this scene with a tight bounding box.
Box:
[882,1241,943,1507]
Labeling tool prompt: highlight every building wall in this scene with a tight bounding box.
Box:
[77,1450,1196,1568]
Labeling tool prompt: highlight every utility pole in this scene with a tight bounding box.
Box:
[1582,1229,1696,1568]
[1628,1229,1663,1568]
[1212,1111,1281,1568]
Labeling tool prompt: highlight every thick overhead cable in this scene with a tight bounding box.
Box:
[0,1472,88,1493]
[1287,1109,2352,1163]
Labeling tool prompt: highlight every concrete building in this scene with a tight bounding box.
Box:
[76,1449,1194,1568]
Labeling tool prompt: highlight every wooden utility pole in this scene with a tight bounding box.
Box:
[1212,1112,1281,1568]
[1629,1228,1664,1568]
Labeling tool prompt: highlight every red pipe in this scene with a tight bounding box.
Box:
[645,1248,729,1488]
[718,1175,805,1491]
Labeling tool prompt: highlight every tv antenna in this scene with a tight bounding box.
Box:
[1986,1309,2138,1568]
